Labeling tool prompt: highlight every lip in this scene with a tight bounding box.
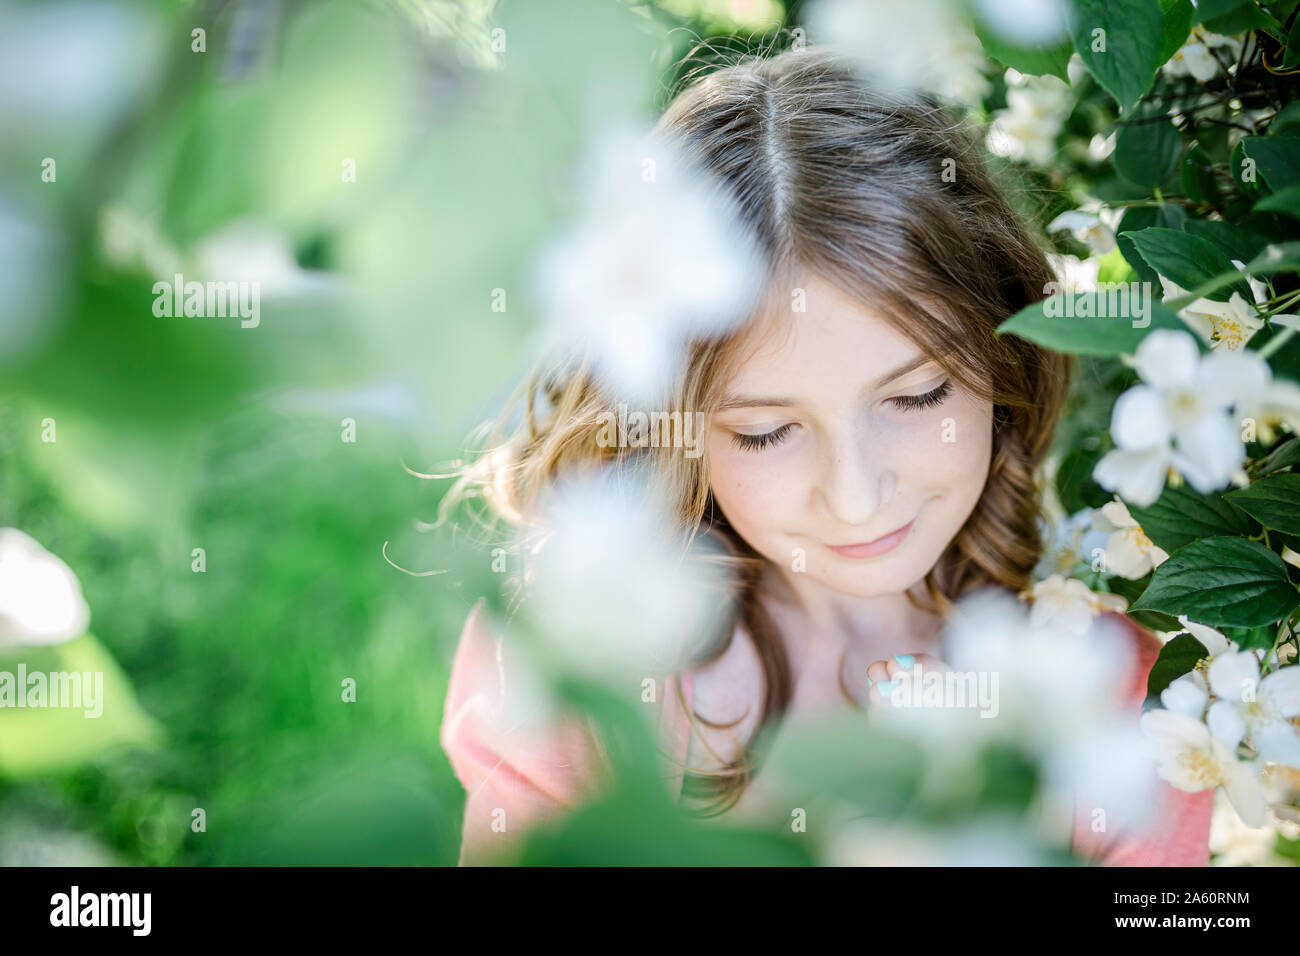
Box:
[827,518,915,559]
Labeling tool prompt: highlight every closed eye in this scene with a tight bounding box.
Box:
[731,423,795,452]
[890,379,952,412]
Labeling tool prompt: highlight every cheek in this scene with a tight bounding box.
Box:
[706,438,803,539]
[926,398,994,503]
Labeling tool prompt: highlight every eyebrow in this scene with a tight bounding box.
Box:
[716,354,936,411]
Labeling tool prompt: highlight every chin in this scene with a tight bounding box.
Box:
[820,562,930,598]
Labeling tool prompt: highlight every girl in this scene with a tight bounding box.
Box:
[438,47,1215,866]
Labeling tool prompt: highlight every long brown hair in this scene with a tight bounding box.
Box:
[441,46,1073,813]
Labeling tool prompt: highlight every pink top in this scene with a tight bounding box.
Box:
[440,599,1214,866]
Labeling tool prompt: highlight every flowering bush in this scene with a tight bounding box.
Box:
[976,0,1300,834]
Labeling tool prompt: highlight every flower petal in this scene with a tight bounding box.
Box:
[1135,329,1200,389]
[1207,698,1247,750]
[1207,650,1261,702]
[1160,673,1209,718]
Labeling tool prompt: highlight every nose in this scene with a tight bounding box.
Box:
[815,430,898,530]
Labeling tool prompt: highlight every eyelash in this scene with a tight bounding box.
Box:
[890,379,953,412]
[728,380,953,452]
[731,423,794,452]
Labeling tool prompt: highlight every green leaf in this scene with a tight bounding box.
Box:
[1127,484,1257,552]
[1126,226,1255,301]
[1255,437,1300,476]
[975,19,1074,79]
[1180,142,1218,203]
[1107,574,1183,631]
[1225,474,1300,535]
[1239,137,1300,191]
[1159,0,1196,64]
[1231,138,1266,198]
[1147,632,1211,698]
[0,634,161,778]
[1114,108,1183,188]
[1069,0,1167,113]
[1285,13,1300,70]
[1116,204,1189,284]
[1269,101,1300,137]
[1192,0,1252,23]
[1221,622,1279,652]
[1131,536,1299,627]
[1182,218,1271,262]
[1275,832,1300,863]
[1256,184,1300,220]
[1056,445,1111,513]
[1203,2,1276,35]
[996,297,1186,356]
[1165,241,1300,306]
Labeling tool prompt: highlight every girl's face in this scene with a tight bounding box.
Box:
[706,272,994,599]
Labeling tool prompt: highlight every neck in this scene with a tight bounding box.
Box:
[758,560,944,654]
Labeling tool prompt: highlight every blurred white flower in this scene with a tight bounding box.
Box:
[0,200,64,361]
[1091,499,1169,579]
[99,204,180,279]
[192,221,340,299]
[1066,52,1089,87]
[1204,652,1300,768]
[824,810,1051,865]
[802,0,991,105]
[0,529,90,650]
[1026,574,1127,635]
[1047,253,1100,293]
[973,0,1071,47]
[1141,707,1267,826]
[1262,763,1300,825]
[1210,784,1300,864]
[533,124,764,404]
[0,1,162,132]
[1163,26,1243,83]
[1087,130,1117,162]
[1093,329,1246,507]
[1046,210,1116,256]
[523,469,732,680]
[987,72,1072,166]
[1034,506,1109,580]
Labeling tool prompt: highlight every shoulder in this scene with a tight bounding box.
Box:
[1097,610,1162,709]
[677,617,765,772]
[440,598,610,801]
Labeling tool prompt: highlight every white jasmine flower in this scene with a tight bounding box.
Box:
[1046,210,1116,256]
[1035,507,1110,579]
[973,0,1070,47]
[1158,618,1239,718]
[1141,707,1268,826]
[523,470,732,680]
[927,589,1156,826]
[987,72,1072,166]
[534,124,763,405]
[803,0,991,105]
[1162,26,1243,83]
[1209,786,1300,863]
[1159,263,1299,352]
[1047,253,1100,293]
[1091,499,1169,578]
[1199,345,1300,444]
[1093,329,1246,507]
[1026,574,1128,635]
[1204,651,1300,768]
[0,529,90,650]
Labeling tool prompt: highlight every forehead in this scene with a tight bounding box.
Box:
[724,273,928,394]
